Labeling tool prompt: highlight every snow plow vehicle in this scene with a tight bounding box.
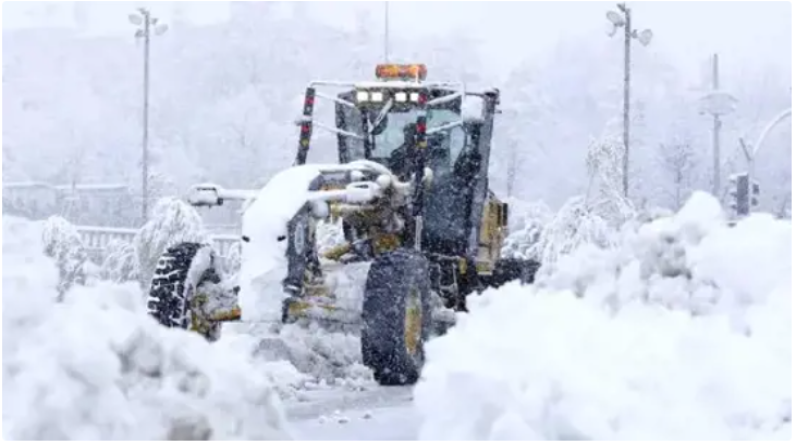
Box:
[147,64,539,385]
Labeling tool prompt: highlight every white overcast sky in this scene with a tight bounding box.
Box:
[3,1,792,82]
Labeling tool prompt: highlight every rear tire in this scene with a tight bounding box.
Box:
[361,249,433,386]
[147,242,223,341]
[484,257,540,289]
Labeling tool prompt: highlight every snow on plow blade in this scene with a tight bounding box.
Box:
[281,297,361,330]
[236,161,404,322]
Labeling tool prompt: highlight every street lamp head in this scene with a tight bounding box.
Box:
[154,24,169,36]
[134,29,144,39]
[606,10,625,27]
[128,13,143,25]
[605,22,619,37]
[637,29,653,46]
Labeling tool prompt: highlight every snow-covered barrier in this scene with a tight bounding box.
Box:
[414,192,791,440]
[2,216,290,440]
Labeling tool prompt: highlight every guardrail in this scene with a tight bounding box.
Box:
[77,226,241,262]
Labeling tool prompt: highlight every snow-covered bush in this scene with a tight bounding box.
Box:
[99,239,138,283]
[134,197,209,286]
[535,195,617,269]
[2,216,290,440]
[413,192,791,440]
[41,215,89,299]
[501,199,552,262]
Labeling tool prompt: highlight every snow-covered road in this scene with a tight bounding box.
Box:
[286,387,417,440]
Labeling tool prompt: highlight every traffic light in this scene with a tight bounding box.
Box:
[750,180,760,208]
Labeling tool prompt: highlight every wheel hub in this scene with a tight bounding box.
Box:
[404,287,422,358]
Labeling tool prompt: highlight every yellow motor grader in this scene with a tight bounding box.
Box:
[146,64,539,385]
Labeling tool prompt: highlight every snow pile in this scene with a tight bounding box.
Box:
[220,322,373,400]
[414,192,791,440]
[2,216,290,440]
[219,261,375,396]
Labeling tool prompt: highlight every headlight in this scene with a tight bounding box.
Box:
[371,91,384,102]
[409,92,420,102]
[395,91,408,102]
[356,91,369,102]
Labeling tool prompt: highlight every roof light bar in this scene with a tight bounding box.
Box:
[375,63,428,81]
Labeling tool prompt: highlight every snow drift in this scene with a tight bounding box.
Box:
[2,216,290,440]
[414,192,791,440]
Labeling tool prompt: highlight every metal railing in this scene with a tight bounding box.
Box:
[76,226,241,262]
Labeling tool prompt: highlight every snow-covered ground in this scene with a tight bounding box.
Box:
[2,214,380,440]
[3,191,791,440]
[414,193,792,440]
[2,216,289,440]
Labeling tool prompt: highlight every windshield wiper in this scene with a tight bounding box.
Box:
[368,99,394,135]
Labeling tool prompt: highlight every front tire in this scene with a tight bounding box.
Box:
[361,249,433,386]
[147,242,223,341]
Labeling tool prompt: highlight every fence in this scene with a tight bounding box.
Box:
[77,226,241,263]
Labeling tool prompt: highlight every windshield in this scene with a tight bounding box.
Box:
[342,106,466,173]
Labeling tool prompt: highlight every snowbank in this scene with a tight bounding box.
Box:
[414,192,791,440]
[2,216,290,440]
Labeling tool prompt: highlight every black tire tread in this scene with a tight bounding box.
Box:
[361,249,433,386]
[147,242,208,330]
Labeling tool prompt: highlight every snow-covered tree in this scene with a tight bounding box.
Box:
[537,195,616,269]
[658,138,698,209]
[134,197,209,287]
[99,239,138,283]
[41,215,88,299]
[585,125,636,226]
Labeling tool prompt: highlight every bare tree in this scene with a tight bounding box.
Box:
[658,139,697,209]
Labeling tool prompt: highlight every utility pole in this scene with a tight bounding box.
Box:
[129,8,167,224]
[605,4,652,198]
[699,54,737,199]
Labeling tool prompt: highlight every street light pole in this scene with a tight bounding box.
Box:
[620,4,631,199]
[129,8,167,224]
[606,3,652,199]
[142,9,150,224]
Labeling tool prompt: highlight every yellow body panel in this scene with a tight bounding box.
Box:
[476,193,508,275]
